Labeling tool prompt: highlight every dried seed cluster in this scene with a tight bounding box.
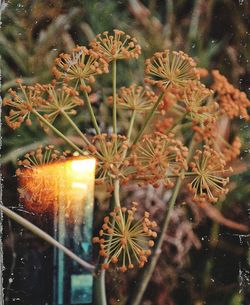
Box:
[93,202,157,272]
[90,29,141,62]
[145,50,200,90]
[188,146,233,203]
[109,84,157,112]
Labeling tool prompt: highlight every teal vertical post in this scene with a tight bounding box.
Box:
[53,158,96,305]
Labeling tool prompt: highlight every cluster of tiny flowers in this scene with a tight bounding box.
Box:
[154,117,174,133]
[131,132,188,188]
[159,86,184,112]
[90,29,141,62]
[3,80,44,129]
[180,81,216,125]
[221,136,242,163]
[109,84,157,112]
[211,70,250,120]
[86,134,131,191]
[52,46,109,91]
[37,83,84,123]
[188,146,233,203]
[144,50,200,90]
[93,202,157,272]
[16,146,69,212]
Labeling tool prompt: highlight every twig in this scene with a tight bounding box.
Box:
[32,110,84,155]
[0,204,95,272]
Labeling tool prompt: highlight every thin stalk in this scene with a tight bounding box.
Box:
[165,0,174,41]
[132,92,164,147]
[127,110,136,141]
[165,113,187,135]
[80,79,101,135]
[94,191,117,305]
[121,110,137,161]
[127,176,183,305]
[0,204,95,272]
[127,138,197,305]
[188,0,202,46]
[94,270,107,305]
[112,60,117,135]
[32,110,84,155]
[114,179,121,208]
[60,109,92,146]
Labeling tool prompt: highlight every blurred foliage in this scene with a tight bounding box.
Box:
[1,1,250,305]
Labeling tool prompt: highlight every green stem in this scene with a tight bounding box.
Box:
[94,189,118,305]
[80,79,101,135]
[32,110,84,155]
[94,270,107,305]
[121,110,137,161]
[127,176,183,305]
[127,138,197,305]
[165,113,188,135]
[188,0,202,46]
[127,110,136,141]
[132,92,164,147]
[60,109,92,146]
[112,60,117,135]
[0,204,95,272]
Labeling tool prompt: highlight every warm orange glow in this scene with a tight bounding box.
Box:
[18,157,96,214]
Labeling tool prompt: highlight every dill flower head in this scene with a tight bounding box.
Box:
[132,132,188,188]
[181,81,216,123]
[86,134,131,191]
[90,29,141,62]
[188,146,233,203]
[211,70,250,120]
[109,84,157,112]
[93,202,157,272]
[16,146,68,213]
[3,80,43,129]
[53,46,109,89]
[144,50,199,91]
[37,83,84,123]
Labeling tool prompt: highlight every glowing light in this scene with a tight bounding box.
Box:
[17,157,96,213]
[70,159,96,178]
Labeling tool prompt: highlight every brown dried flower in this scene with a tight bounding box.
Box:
[4,80,43,129]
[132,132,188,188]
[93,202,157,272]
[211,70,250,120]
[38,83,84,123]
[188,146,233,203]
[144,50,199,91]
[109,84,157,112]
[90,29,141,62]
[53,46,109,87]
[86,134,131,191]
